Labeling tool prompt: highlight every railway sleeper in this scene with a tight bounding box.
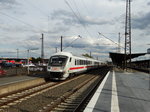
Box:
[54,107,75,112]
[57,104,77,108]
[60,103,79,106]
[65,99,82,103]
[66,97,83,100]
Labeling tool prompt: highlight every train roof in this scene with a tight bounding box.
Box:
[51,52,102,62]
[51,52,73,57]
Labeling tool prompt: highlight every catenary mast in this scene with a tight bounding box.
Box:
[124,0,131,69]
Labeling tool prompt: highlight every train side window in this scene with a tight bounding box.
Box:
[69,57,72,62]
[77,60,79,65]
[75,59,76,65]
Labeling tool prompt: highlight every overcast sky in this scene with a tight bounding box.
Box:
[0,0,150,61]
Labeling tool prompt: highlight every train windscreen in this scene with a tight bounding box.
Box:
[48,55,68,66]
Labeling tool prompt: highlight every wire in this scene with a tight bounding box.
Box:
[0,11,43,32]
[63,35,82,50]
[64,0,93,37]
[80,0,91,16]
[23,0,48,17]
[98,32,124,49]
[72,0,82,20]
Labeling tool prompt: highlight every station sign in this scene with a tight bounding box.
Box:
[147,48,150,54]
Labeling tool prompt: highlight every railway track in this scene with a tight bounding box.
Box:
[0,75,86,112]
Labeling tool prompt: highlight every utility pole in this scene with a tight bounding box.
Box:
[124,0,131,69]
[16,49,19,59]
[90,51,91,57]
[27,49,29,74]
[61,36,63,52]
[41,33,44,63]
[55,47,58,53]
[118,32,121,53]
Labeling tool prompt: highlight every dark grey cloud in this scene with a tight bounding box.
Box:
[51,10,112,26]
[132,12,150,29]
[147,2,150,5]
[0,0,17,4]
[0,0,18,9]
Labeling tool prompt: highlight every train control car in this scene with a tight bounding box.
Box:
[47,52,102,80]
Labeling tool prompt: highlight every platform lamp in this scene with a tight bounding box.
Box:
[147,48,150,90]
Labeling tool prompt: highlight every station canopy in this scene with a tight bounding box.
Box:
[109,52,146,66]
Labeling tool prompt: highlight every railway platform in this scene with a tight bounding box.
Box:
[0,76,36,86]
[84,70,150,112]
[0,75,45,96]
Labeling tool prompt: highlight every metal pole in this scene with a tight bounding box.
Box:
[41,33,44,62]
[147,48,150,90]
[90,51,91,57]
[16,49,19,59]
[27,50,29,75]
[118,33,121,53]
[149,58,150,90]
[61,36,63,52]
[16,49,19,75]
[56,47,57,53]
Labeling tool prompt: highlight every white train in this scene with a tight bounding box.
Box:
[47,52,103,80]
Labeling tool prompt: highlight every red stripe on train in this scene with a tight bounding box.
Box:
[69,67,84,70]
[69,66,94,70]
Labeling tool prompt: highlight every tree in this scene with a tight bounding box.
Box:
[82,53,93,58]
[30,57,42,63]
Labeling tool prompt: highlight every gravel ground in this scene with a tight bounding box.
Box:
[5,67,109,112]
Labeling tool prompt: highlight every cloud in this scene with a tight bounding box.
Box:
[0,0,18,9]
[147,2,150,5]
[0,0,17,4]
[51,10,112,26]
[47,23,70,34]
[132,12,150,29]
[61,36,117,56]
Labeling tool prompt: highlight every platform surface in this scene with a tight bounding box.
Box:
[0,76,38,86]
[84,71,150,112]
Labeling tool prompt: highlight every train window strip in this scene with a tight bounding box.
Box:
[75,59,99,65]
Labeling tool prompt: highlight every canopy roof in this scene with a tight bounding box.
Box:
[109,52,146,66]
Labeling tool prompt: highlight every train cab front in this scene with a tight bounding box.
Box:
[47,55,69,80]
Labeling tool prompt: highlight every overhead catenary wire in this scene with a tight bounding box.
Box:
[64,0,93,38]
[0,11,43,32]
[71,0,83,20]
[98,32,124,49]
[23,0,49,16]
[63,35,82,51]
[80,0,91,15]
